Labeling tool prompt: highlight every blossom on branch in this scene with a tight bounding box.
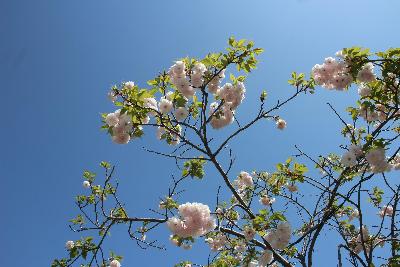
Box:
[167,202,216,238]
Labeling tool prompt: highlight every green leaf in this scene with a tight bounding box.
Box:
[260,90,267,102]
[69,214,85,225]
[228,36,235,46]
[100,161,111,169]
[254,48,264,55]
[182,157,207,179]
[269,212,287,222]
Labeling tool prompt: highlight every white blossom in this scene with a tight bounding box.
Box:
[357,63,376,83]
[243,226,256,241]
[112,133,130,144]
[358,84,372,97]
[264,222,291,250]
[83,181,91,188]
[105,113,119,127]
[349,209,360,221]
[175,107,189,120]
[259,195,275,206]
[124,81,135,89]
[258,250,273,267]
[110,259,121,267]
[378,205,394,217]
[286,184,298,192]
[167,202,216,238]
[65,240,74,250]
[276,119,286,130]
[158,98,173,114]
[341,151,357,167]
[107,91,117,102]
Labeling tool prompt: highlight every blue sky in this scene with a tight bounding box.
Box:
[1,0,400,266]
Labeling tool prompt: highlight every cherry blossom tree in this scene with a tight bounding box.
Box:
[52,37,400,267]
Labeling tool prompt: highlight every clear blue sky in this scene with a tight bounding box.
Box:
[1,0,400,266]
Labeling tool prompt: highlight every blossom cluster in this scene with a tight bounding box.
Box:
[208,69,225,93]
[167,202,216,238]
[357,63,376,83]
[365,147,391,173]
[233,171,254,200]
[207,236,275,267]
[350,226,370,254]
[107,81,134,102]
[264,222,292,250]
[246,259,277,267]
[65,240,74,250]
[169,235,192,250]
[110,260,121,267]
[341,144,363,167]
[169,61,207,98]
[276,118,286,130]
[209,81,246,129]
[392,155,400,170]
[312,53,375,90]
[378,205,394,217]
[82,180,91,188]
[341,145,394,173]
[358,102,388,123]
[105,94,185,146]
[241,250,274,267]
[243,226,256,241]
[233,171,254,190]
[217,82,246,110]
[348,209,360,221]
[259,193,275,206]
[205,233,228,251]
[234,223,290,267]
[258,250,273,267]
[286,184,298,193]
[311,56,353,90]
[234,241,246,253]
[169,60,247,130]
[356,73,398,124]
[105,109,144,144]
[157,124,182,145]
[105,58,249,145]
[349,226,384,254]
